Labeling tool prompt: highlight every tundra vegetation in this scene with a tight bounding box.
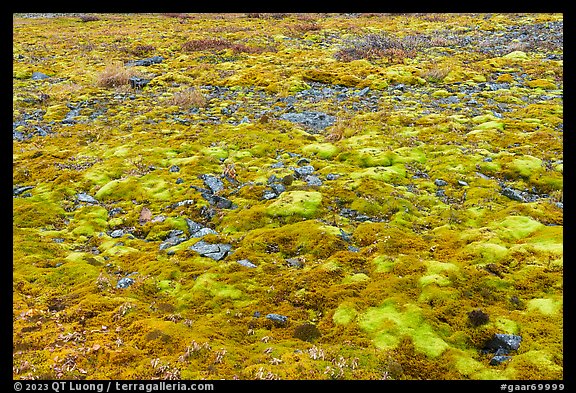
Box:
[13,13,562,380]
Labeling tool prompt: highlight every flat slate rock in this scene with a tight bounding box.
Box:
[189,240,232,261]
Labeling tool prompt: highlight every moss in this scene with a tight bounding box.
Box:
[502,50,529,61]
[526,297,562,316]
[301,143,340,160]
[473,120,505,132]
[266,191,323,218]
[13,12,563,380]
[342,273,370,284]
[508,155,543,178]
[358,300,450,358]
[526,79,557,90]
[493,215,545,241]
[333,303,358,325]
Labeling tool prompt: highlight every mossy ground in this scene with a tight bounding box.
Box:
[13,13,562,380]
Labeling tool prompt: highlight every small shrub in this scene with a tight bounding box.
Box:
[468,309,490,327]
[131,44,156,56]
[182,39,273,55]
[285,22,322,37]
[419,66,451,83]
[293,323,321,342]
[182,39,232,52]
[78,15,100,22]
[166,88,207,109]
[96,62,136,88]
[334,32,427,63]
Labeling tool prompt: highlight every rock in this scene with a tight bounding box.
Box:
[294,165,315,178]
[326,173,340,180]
[457,180,469,187]
[201,192,234,209]
[489,355,512,366]
[169,165,180,173]
[185,219,203,235]
[116,277,135,289]
[305,175,323,186]
[286,258,304,268]
[53,238,65,243]
[126,56,164,67]
[262,190,278,200]
[270,183,286,195]
[176,178,184,184]
[281,175,294,186]
[31,71,50,80]
[279,111,336,131]
[168,199,195,209]
[296,157,310,166]
[266,313,288,324]
[237,259,257,268]
[13,185,34,196]
[357,87,370,96]
[129,76,150,89]
[484,333,522,353]
[434,179,448,187]
[139,207,153,224]
[348,246,360,252]
[76,193,98,204]
[189,240,232,261]
[159,231,187,250]
[500,187,522,202]
[110,229,124,238]
[270,161,284,169]
[108,207,123,217]
[190,227,218,238]
[200,174,224,194]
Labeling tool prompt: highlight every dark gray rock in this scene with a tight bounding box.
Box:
[296,157,310,166]
[169,165,180,173]
[237,259,257,268]
[168,199,195,209]
[189,240,232,261]
[326,173,340,180]
[266,313,288,324]
[485,333,522,352]
[176,177,184,184]
[13,185,34,196]
[185,218,204,235]
[434,179,448,187]
[489,355,512,366]
[270,161,284,169]
[200,174,224,194]
[76,193,98,204]
[262,190,278,200]
[348,246,360,252]
[202,192,234,209]
[110,229,124,238]
[129,76,150,89]
[116,277,135,289]
[500,186,536,203]
[31,71,50,80]
[159,231,187,250]
[279,111,336,131]
[305,175,323,186]
[190,227,218,238]
[286,258,304,268]
[294,165,315,178]
[126,56,164,67]
[357,87,370,96]
[270,183,286,195]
